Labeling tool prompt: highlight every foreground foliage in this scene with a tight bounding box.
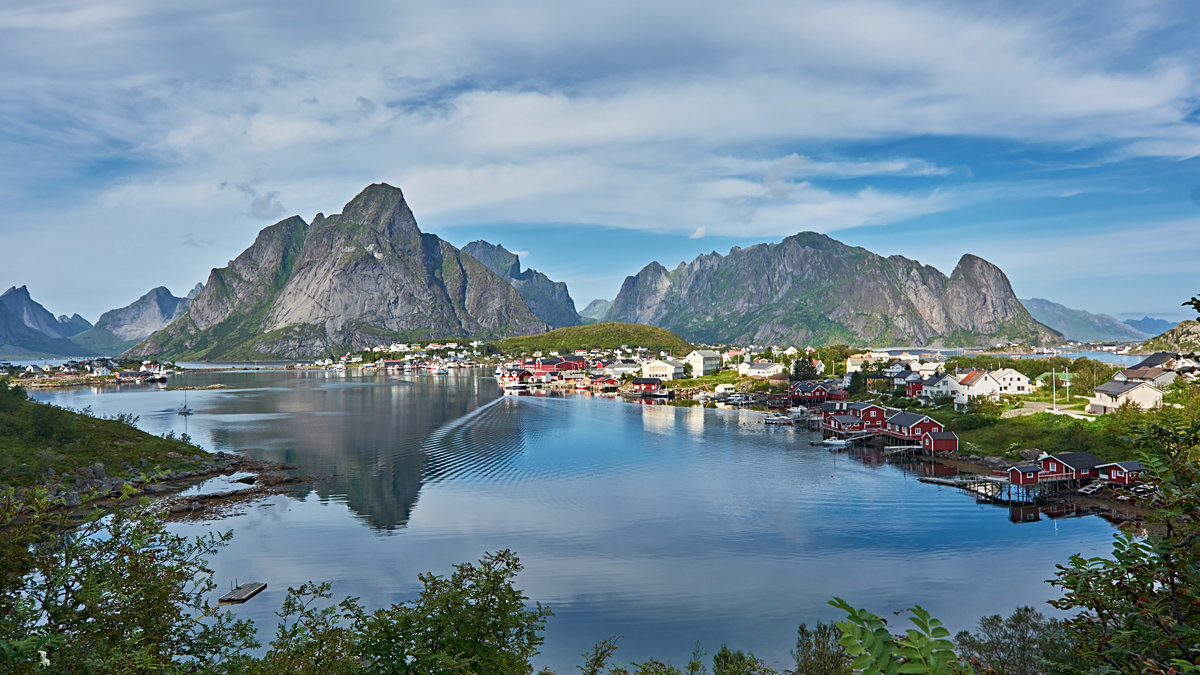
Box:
[0,376,208,486]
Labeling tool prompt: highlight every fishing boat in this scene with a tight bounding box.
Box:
[822,437,848,446]
[763,412,792,425]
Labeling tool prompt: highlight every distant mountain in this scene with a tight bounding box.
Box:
[0,286,97,358]
[580,299,612,321]
[130,184,547,360]
[1124,316,1176,335]
[70,285,201,355]
[604,232,1058,347]
[460,241,581,328]
[1020,298,1148,343]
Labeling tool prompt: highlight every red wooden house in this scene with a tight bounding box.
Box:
[825,414,866,436]
[883,412,944,441]
[589,374,619,388]
[1096,460,1143,485]
[1007,464,1042,485]
[820,400,851,422]
[500,369,533,383]
[1040,452,1103,482]
[921,431,959,453]
[905,379,924,398]
[527,357,585,374]
[847,402,887,429]
[632,377,662,391]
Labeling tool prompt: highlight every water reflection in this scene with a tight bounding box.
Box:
[31,372,1123,671]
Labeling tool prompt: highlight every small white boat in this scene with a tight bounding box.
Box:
[504,382,529,391]
[822,438,848,446]
[764,413,792,425]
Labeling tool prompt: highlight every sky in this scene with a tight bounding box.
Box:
[2,0,1198,323]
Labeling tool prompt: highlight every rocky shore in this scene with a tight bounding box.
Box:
[25,452,309,517]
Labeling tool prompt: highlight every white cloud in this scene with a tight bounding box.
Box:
[1,0,1197,313]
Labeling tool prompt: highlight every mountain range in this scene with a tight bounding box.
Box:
[9,182,1172,360]
[1019,298,1150,343]
[1124,316,1177,335]
[602,232,1058,347]
[0,285,203,359]
[128,184,547,360]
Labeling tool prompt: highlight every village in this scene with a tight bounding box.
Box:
[6,339,1193,517]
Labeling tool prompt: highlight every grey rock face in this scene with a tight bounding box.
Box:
[461,240,581,328]
[0,285,92,338]
[604,232,1056,347]
[95,286,193,341]
[130,184,547,359]
[580,299,612,320]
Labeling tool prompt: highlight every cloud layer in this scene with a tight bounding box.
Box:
[1,0,1197,318]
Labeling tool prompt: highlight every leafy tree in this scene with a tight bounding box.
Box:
[792,359,818,381]
[711,644,774,675]
[787,622,849,675]
[251,581,362,674]
[953,606,1077,675]
[847,372,866,396]
[356,549,552,674]
[1049,418,1200,672]
[966,395,1004,416]
[830,598,966,674]
[0,488,258,674]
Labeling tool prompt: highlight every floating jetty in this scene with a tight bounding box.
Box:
[219,582,267,604]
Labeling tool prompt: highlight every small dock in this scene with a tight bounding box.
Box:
[219,582,267,604]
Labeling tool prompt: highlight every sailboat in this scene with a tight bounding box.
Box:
[177,390,194,416]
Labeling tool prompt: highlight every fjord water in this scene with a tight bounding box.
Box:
[34,371,1117,671]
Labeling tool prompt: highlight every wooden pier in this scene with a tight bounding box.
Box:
[218,582,267,604]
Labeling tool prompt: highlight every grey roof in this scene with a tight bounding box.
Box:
[924,373,950,386]
[1049,452,1104,470]
[895,369,918,379]
[1011,464,1042,473]
[925,431,958,440]
[847,401,882,411]
[632,377,661,384]
[830,414,862,425]
[1095,379,1145,397]
[1098,460,1143,471]
[821,401,847,412]
[886,411,931,427]
[1134,352,1174,369]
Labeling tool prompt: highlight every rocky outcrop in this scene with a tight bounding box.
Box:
[461,241,581,328]
[603,232,1057,347]
[1021,298,1149,343]
[130,184,547,360]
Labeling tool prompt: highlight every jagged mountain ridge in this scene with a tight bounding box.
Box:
[130,184,547,360]
[460,241,581,328]
[1020,298,1149,343]
[0,286,97,357]
[604,232,1058,347]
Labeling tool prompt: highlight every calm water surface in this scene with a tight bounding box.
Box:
[34,370,1120,671]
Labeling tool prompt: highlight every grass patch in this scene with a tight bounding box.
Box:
[0,379,209,488]
[491,322,693,355]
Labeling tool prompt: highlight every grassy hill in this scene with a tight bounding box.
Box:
[0,378,209,487]
[491,322,693,355]
[1137,320,1200,354]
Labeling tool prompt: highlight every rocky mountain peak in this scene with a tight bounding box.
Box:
[461,240,581,328]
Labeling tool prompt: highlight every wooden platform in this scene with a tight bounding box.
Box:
[218,582,267,604]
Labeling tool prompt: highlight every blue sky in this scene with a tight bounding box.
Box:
[2,0,1198,323]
